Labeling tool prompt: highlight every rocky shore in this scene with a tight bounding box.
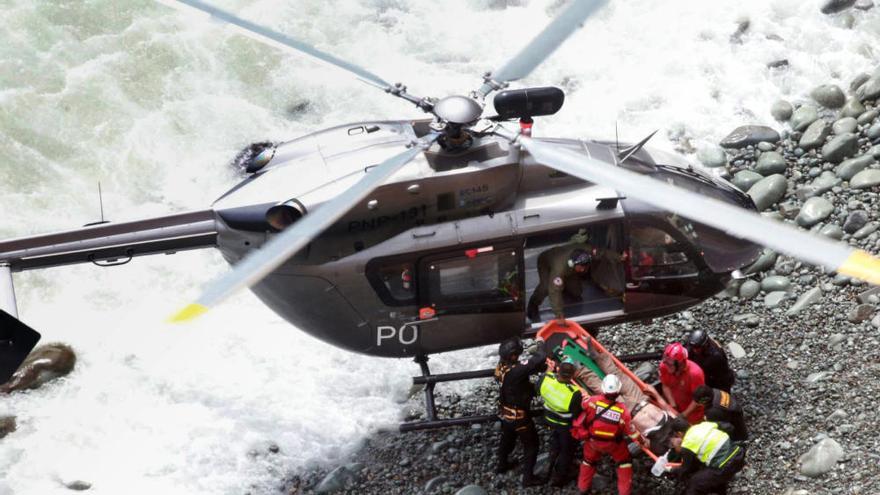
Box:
[287,10,880,495]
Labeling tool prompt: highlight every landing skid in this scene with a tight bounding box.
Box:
[398,348,662,433]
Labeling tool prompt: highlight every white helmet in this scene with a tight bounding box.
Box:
[601,374,622,395]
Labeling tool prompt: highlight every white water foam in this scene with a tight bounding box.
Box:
[1,1,878,493]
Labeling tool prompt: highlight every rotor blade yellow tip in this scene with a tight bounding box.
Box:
[837,250,880,286]
[168,303,209,323]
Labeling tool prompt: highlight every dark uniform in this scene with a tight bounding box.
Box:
[687,337,735,392]
[537,372,583,485]
[527,243,593,321]
[670,421,745,495]
[495,342,547,485]
[701,388,748,442]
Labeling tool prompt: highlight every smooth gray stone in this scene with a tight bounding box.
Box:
[856,77,880,102]
[857,287,880,304]
[821,132,858,163]
[799,438,844,478]
[818,223,844,239]
[755,151,788,175]
[757,141,775,152]
[732,170,764,191]
[853,222,877,239]
[697,145,728,168]
[798,171,840,199]
[811,84,846,108]
[843,210,869,233]
[761,275,791,292]
[851,73,871,92]
[739,279,761,299]
[64,481,92,491]
[764,291,788,308]
[315,466,359,493]
[871,145,880,159]
[799,120,831,150]
[727,342,746,359]
[455,486,489,495]
[836,154,876,180]
[832,117,858,135]
[787,287,823,315]
[839,98,866,119]
[424,476,450,492]
[850,169,880,189]
[821,0,857,13]
[771,100,794,121]
[805,371,833,384]
[748,174,787,210]
[867,123,880,140]
[733,313,760,327]
[778,201,800,219]
[796,197,834,227]
[848,303,875,322]
[858,109,879,125]
[745,249,778,274]
[791,105,819,131]
[720,125,780,149]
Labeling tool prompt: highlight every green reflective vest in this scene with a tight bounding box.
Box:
[682,421,738,468]
[539,373,577,426]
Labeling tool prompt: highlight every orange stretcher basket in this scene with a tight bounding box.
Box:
[536,319,680,465]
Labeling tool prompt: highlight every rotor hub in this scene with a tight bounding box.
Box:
[433,95,482,125]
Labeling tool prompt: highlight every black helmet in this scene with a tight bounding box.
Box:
[688,329,709,348]
[498,338,523,359]
[568,249,591,268]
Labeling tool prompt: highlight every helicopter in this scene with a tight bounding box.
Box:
[2,0,880,428]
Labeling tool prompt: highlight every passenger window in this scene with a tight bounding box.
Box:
[367,260,416,306]
[426,247,521,308]
[630,225,698,279]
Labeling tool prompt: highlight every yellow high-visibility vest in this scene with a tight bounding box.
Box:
[539,373,577,425]
[682,422,730,466]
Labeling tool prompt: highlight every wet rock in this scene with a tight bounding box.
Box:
[748,174,788,210]
[64,481,92,491]
[454,485,488,495]
[720,125,780,149]
[791,105,819,131]
[732,170,763,192]
[778,201,800,219]
[739,280,761,299]
[0,343,76,394]
[832,117,858,135]
[771,100,794,121]
[424,476,450,492]
[836,154,876,180]
[727,342,747,359]
[847,303,875,323]
[840,98,866,119]
[799,437,844,477]
[733,313,760,328]
[755,151,787,175]
[764,291,788,308]
[798,120,831,150]
[315,465,361,493]
[697,145,728,168]
[867,123,880,141]
[851,73,871,93]
[811,84,846,108]
[853,222,877,239]
[821,132,859,163]
[843,210,869,233]
[818,223,844,239]
[787,287,823,315]
[796,197,834,227]
[745,249,778,274]
[850,169,880,189]
[767,59,789,70]
[0,416,16,439]
[859,109,880,126]
[761,275,792,292]
[857,287,880,304]
[820,0,857,13]
[856,77,880,102]
[855,0,874,9]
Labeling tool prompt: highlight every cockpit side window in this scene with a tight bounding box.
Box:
[629,224,698,280]
[366,260,417,306]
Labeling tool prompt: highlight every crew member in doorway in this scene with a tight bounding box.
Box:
[667,417,746,495]
[659,343,705,424]
[693,385,748,442]
[494,337,547,487]
[571,375,640,495]
[538,361,583,487]
[686,329,735,392]
[527,245,593,323]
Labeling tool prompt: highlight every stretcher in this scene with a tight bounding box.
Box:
[537,320,680,464]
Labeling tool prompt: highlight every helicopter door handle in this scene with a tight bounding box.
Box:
[523,214,540,220]
[412,230,436,239]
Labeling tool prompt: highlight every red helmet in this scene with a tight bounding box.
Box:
[663,342,688,364]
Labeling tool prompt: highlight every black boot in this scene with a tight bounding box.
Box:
[495,459,518,474]
[521,475,546,487]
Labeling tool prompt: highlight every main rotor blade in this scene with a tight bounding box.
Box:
[513,134,880,285]
[476,0,609,97]
[170,133,439,322]
[156,0,393,90]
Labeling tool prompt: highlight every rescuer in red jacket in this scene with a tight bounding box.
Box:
[659,342,705,424]
[571,374,641,495]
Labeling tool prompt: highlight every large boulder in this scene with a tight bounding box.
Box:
[748,174,788,211]
[799,120,831,151]
[821,133,859,163]
[856,77,880,102]
[796,197,834,227]
[720,125,780,149]
[836,154,876,180]
[771,100,793,121]
[732,170,764,192]
[810,84,846,108]
[755,151,788,175]
[0,343,76,394]
[820,0,857,13]
[791,105,819,131]
[850,169,880,189]
[800,438,844,477]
